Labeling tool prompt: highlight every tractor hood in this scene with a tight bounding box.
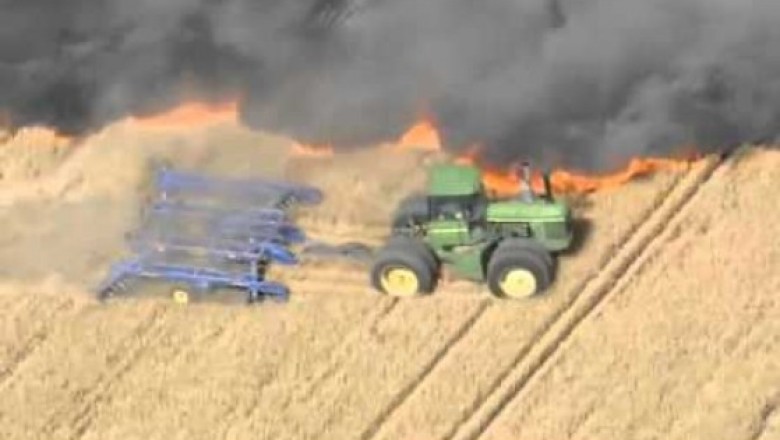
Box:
[487,200,569,223]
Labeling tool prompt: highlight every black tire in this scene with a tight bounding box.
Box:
[486,243,552,299]
[371,241,436,296]
[97,287,115,301]
[497,238,555,272]
[384,235,439,274]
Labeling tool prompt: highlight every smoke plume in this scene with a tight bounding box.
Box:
[2,0,779,170]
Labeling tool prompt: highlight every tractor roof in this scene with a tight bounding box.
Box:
[427,163,482,197]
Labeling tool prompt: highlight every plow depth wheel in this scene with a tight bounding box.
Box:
[171,289,191,305]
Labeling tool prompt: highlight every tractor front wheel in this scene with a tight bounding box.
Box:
[385,235,439,274]
[370,242,435,297]
[487,244,552,299]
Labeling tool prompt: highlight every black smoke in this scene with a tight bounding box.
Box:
[1,0,779,171]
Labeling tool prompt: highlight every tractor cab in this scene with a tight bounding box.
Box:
[429,193,487,223]
[425,161,554,219]
[426,163,488,214]
[423,164,489,248]
[390,161,568,250]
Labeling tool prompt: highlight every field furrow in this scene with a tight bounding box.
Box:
[39,306,172,440]
[0,292,82,391]
[66,321,221,440]
[359,299,491,440]
[0,302,169,439]
[751,403,780,440]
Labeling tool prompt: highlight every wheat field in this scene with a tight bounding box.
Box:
[0,120,777,440]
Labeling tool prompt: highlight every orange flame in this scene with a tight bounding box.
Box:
[546,157,694,194]
[0,109,74,145]
[129,100,238,128]
[290,142,335,158]
[456,153,696,196]
[396,118,442,151]
[109,99,699,194]
[395,118,698,195]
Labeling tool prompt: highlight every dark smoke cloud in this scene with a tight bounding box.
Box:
[1,0,779,170]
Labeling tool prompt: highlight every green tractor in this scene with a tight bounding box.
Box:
[370,162,574,299]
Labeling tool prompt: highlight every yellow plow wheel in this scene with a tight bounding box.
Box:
[171,289,190,305]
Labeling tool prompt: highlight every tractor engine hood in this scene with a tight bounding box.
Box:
[487,201,569,223]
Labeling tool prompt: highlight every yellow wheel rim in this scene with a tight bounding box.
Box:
[498,268,538,299]
[171,289,190,305]
[380,267,420,297]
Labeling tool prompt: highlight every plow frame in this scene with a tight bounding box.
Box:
[97,167,322,304]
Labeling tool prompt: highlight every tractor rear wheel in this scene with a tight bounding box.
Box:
[497,238,555,273]
[385,235,439,274]
[487,241,552,299]
[371,239,436,297]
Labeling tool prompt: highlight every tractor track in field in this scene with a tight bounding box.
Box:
[0,296,80,392]
[358,299,492,440]
[296,223,387,243]
[359,155,725,440]
[749,399,779,440]
[213,366,293,439]
[221,295,401,435]
[67,323,228,440]
[39,305,173,439]
[446,155,726,440]
[290,296,399,399]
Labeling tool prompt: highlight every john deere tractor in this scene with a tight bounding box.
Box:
[370,162,573,299]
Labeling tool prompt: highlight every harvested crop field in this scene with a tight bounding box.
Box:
[0,119,778,440]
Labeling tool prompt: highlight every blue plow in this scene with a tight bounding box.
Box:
[96,167,322,304]
[155,168,324,209]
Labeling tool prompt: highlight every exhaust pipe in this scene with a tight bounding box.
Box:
[542,171,553,200]
[519,161,534,202]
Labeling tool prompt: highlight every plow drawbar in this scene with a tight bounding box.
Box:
[96,167,323,304]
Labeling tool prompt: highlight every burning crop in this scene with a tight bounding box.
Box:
[82,97,700,196]
[128,100,239,129]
